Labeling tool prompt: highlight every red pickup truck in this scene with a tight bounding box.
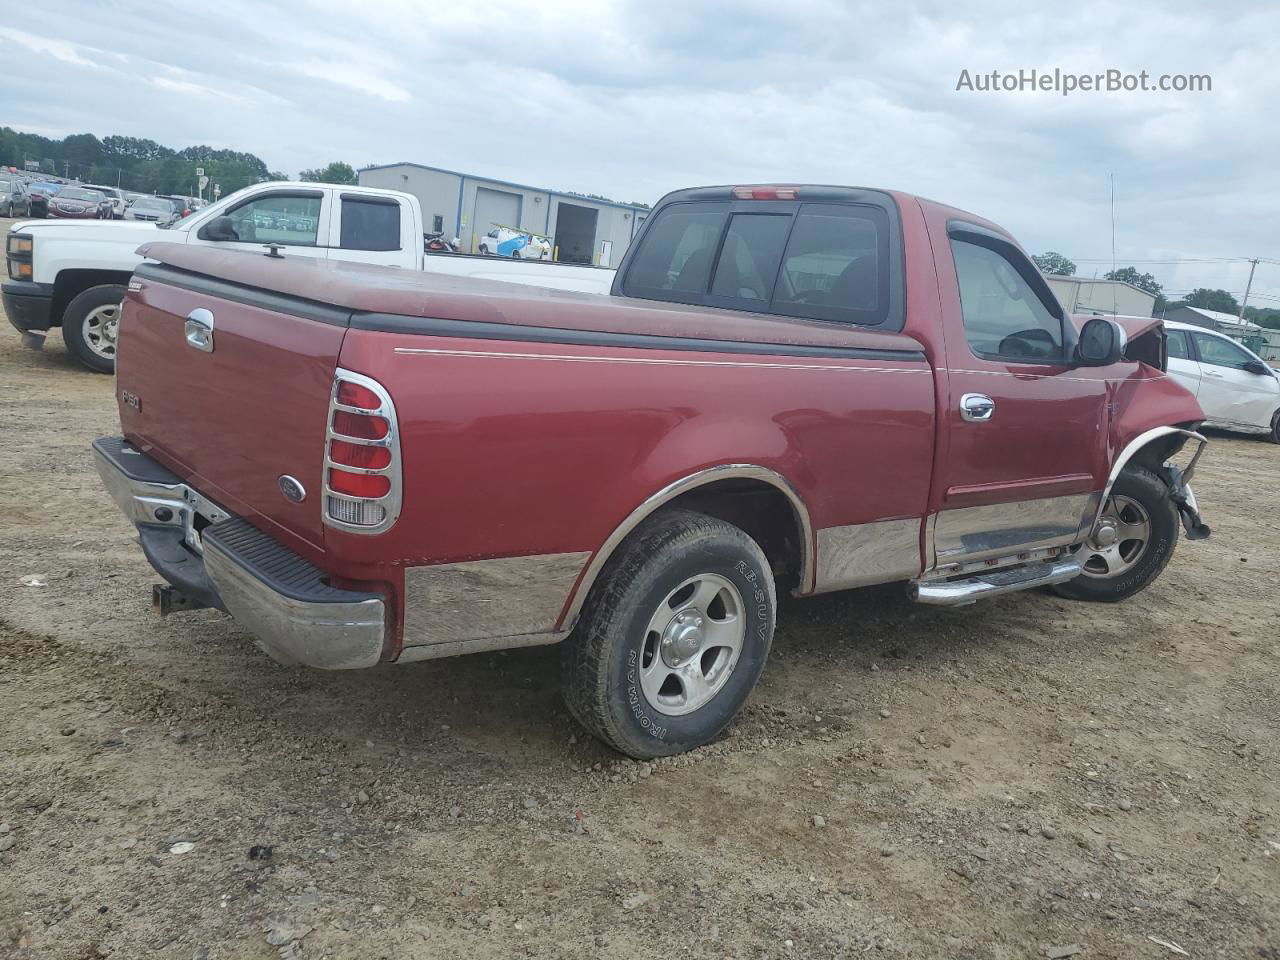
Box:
[94,184,1210,758]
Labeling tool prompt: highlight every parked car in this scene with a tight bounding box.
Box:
[478,225,551,259]
[0,176,32,218]
[91,183,1211,758]
[46,187,109,220]
[1164,319,1280,442]
[27,182,64,218]
[3,181,613,373]
[125,196,179,225]
[86,185,127,219]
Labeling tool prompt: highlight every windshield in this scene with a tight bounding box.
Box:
[134,198,173,211]
[58,188,103,202]
[0,179,12,191]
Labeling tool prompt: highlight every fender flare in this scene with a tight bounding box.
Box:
[557,463,815,631]
[1095,425,1207,528]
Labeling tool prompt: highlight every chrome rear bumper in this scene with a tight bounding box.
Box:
[93,437,387,670]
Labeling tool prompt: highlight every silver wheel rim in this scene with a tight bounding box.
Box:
[1079,494,1151,578]
[84,304,121,360]
[638,574,746,717]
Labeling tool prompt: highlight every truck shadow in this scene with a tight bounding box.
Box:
[257,580,1044,765]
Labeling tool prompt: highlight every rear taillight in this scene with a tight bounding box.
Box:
[323,369,401,533]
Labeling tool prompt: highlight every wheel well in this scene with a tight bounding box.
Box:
[656,478,804,587]
[51,269,132,328]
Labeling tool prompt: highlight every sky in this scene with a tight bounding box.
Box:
[2,0,1279,307]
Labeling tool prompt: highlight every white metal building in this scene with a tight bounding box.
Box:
[358,162,649,266]
[1044,276,1157,317]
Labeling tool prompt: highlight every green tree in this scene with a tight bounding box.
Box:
[1184,288,1240,314]
[299,161,357,185]
[1032,251,1076,276]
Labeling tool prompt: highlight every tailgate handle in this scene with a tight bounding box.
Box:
[184,308,215,352]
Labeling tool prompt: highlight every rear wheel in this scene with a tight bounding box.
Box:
[1052,466,1179,602]
[478,244,490,255]
[561,509,776,758]
[61,284,126,374]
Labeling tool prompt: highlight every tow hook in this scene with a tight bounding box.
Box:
[1161,464,1210,541]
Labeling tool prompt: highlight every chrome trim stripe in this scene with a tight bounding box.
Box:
[932,493,1098,565]
[368,313,925,362]
[401,552,590,647]
[812,517,922,593]
[392,346,930,375]
[395,629,571,663]
[945,367,1167,383]
[559,464,816,630]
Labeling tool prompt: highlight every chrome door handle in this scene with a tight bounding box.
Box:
[184,308,214,352]
[960,393,995,422]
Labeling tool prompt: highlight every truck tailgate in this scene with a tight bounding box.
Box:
[117,263,348,554]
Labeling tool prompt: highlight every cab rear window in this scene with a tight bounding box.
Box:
[622,199,891,327]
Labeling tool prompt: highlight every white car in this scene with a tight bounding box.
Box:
[1165,320,1280,442]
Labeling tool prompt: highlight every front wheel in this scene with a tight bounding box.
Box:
[61,284,126,374]
[1268,409,1280,445]
[561,509,776,758]
[1052,465,1179,602]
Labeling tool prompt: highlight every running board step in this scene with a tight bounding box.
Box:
[909,556,1082,607]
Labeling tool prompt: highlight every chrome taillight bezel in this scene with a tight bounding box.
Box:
[322,367,402,535]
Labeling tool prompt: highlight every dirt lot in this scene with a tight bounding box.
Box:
[1,257,1277,959]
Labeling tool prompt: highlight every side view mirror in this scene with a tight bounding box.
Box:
[197,215,238,242]
[1243,359,1270,376]
[1075,317,1126,367]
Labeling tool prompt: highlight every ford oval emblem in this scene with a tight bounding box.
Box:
[278,475,306,504]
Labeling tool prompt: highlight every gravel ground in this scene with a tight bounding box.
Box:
[1,249,1278,959]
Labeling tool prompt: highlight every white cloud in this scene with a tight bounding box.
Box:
[292,59,411,103]
[0,26,99,67]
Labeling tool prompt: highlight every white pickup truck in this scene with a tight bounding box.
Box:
[3,181,614,372]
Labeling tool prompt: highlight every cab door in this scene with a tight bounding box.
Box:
[187,187,331,260]
[924,218,1108,566]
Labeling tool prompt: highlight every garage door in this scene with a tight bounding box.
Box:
[473,187,522,244]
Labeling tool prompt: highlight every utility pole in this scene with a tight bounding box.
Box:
[1238,258,1259,322]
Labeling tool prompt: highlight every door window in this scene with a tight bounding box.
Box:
[225,194,322,246]
[1166,329,1193,360]
[340,198,401,251]
[1192,332,1254,371]
[951,239,1064,362]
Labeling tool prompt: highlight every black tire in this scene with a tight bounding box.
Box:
[5,202,11,218]
[511,249,521,259]
[1052,465,1179,602]
[1269,409,1280,445]
[561,509,776,759]
[478,245,489,256]
[61,284,126,374]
